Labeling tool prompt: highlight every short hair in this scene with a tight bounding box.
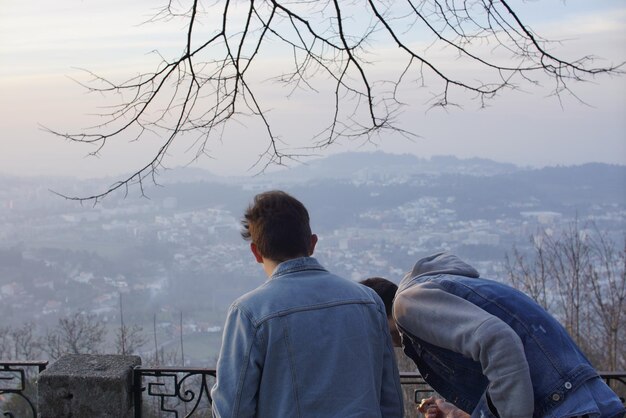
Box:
[360,277,397,316]
[241,190,313,262]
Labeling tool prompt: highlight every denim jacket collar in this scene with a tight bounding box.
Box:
[270,256,327,279]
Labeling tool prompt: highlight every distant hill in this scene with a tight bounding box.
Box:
[522,163,626,195]
[255,152,521,183]
[0,153,623,219]
[156,166,224,184]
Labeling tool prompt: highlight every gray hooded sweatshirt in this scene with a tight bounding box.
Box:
[394,252,534,418]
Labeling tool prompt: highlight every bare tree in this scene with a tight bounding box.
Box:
[505,221,626,371]
[44,313,106,360]
[0,324,43,417]
[9,323,42,360]
[0,324,42,360]
[115,292,148,355]
[506,222,592,348]
[587,229,626,371]
[505,240,550,310]
[47,0,623,202]
[115,324,148,356]
[543,220,593,346]
[0,327,11,359]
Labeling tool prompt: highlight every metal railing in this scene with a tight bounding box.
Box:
[133,367,216,418]
[132,368,626,417]
[0,360,623,418]
[130,368,434,418]
[0,361,48,418]
[599,371,626,388]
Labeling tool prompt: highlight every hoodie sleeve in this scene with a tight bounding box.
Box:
[394,282,534,418]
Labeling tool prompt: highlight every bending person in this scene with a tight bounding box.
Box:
[362,252,625,418]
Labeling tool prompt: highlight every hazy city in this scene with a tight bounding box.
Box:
[1,152,624,366]
[1,1,625,416]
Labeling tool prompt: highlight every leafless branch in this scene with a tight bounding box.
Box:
[47,0,624,201]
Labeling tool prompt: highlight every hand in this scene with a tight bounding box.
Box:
[418,397,470,418]
[418,396,443,418]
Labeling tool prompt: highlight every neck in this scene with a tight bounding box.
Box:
[262,255,310,278]
[262,259,280,277]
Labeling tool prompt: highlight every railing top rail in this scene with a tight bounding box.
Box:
[134,366,216,374]
[131,367,626,378]
[4,363,624,379]
[597,371,626,377]
[0,360,48,367]
[399,372,422,377]
[0,360,48,373]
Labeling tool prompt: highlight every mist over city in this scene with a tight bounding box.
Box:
[1,1,625,416]
[1,152,624,366]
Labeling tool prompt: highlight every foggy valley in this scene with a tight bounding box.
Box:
[1,152,624,366]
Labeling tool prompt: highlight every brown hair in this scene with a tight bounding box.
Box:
[360,277,397,316]
[241,190,313,262]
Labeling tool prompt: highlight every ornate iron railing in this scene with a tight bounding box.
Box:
[0,361,48,418]
[133,367,216,418]
[130,368,440,418]
[1,361,623,417]
[133,368,626,417]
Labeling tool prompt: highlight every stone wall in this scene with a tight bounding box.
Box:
[38,354,140,418]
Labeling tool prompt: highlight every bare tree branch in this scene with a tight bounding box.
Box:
[506,220,626,370]
[44,313,106,360]
[46,0,624,201]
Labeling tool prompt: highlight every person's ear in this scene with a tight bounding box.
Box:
[250,243,264,263]
[309,234,318,255]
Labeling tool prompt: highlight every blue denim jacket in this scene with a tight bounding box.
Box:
[211,257,404,418]
[397,253,625,418]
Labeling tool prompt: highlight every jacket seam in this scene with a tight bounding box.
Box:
[231,314,258,417]
[282,316,302,418]
[252,299,377,326]
[272,266,327,278]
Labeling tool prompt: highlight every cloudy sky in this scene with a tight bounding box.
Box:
[0,0,624,178]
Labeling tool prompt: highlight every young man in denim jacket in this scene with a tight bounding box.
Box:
[363,252,625,418]
[211,191,403,417]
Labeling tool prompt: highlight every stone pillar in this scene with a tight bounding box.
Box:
[37,354,141,418]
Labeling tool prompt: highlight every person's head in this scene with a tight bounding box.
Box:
[241,190,317,266]
[360,277,401,347]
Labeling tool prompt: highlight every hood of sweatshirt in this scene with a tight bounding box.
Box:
[399,252,479,290]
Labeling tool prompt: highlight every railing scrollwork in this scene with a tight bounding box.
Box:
[133,369,626,417]
[0,361,47,418]
[2,360,623,417]
[134,367,216,418]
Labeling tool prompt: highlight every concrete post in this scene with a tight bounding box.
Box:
[37,354,141,418]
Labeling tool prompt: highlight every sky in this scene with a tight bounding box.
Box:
[0,0,625,179]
